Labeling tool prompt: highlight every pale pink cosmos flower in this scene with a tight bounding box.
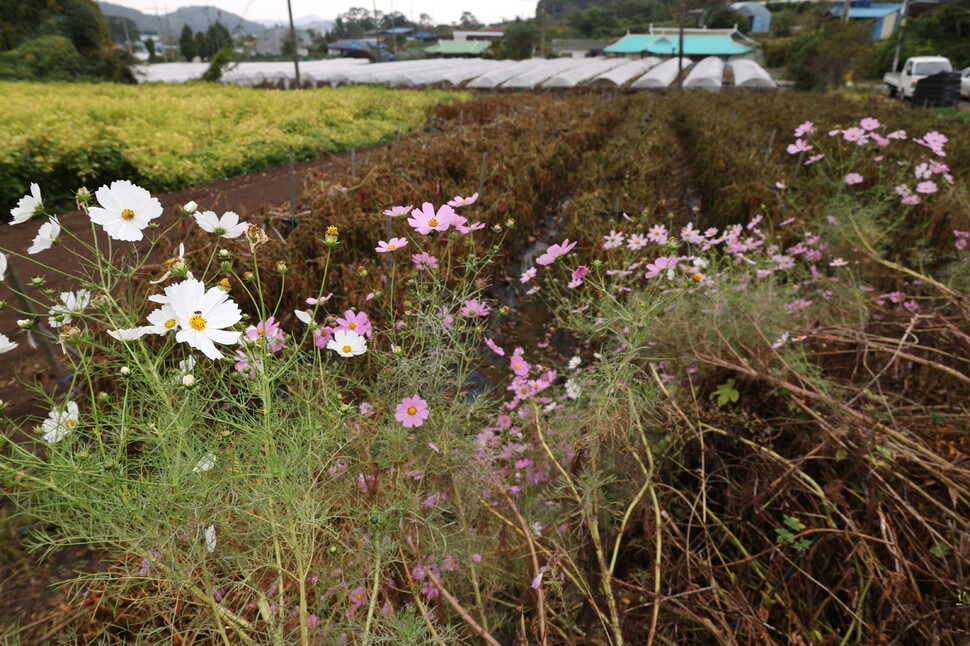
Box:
[646,223,668,244]
[895,184,912,197]
[485,337,505,356]
[520,267,537,283]
[914,163,931,180]
[859,117,880,131]
[383,205,413,217]
[916,181,938,194]
[376,237,408,253]
[644,255,680,279]
[786,139,813,154]
[447,193,479,207]
[571,266,589,281]
[886,130,906,140]
[460,298,490,317]
[829,258,848,267]
[412,252,438,271]
[441,306,454,331]
[359,402,375,416]
[842,127,866,143]
[806,154,825,165]
[408,202,455,235]
[902,194,921,205]
[336,310,372,338]
[567,279,583,289]
[510,354,530,377]
[603,230,624,249]
[793,121,814,138]
[535,238,577,266]
[956,238,967,250]
[775,180,787,190]
[244,316,286,353]
[845,173,864,185]
[626,233,647,251]
[395,395,429,428]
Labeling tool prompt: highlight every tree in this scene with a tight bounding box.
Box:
[568,6,620,37]
[418,13,433,27]
[459,12,482,29]
[145,36,158,62]
[194,31,207,60]
[179,23,196,61]
[705,6,751,33]
[488,21,538,59]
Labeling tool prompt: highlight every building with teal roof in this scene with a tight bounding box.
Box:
[604,27,759,62]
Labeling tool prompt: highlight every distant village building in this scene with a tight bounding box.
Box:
[452,30,504,41]
[253,27,313,56]
[425,40,491,57]
[605,26,759,62]
[551,39,610,58]
[829,1,904,41]
[327,39,387,60]
[730,2,772,33]
[411,31,439,43]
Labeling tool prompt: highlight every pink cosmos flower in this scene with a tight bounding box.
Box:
[859,117,880,131]
[460,298,490,317]
[441,306,454,331]
[845,173,864,185]
[775,180,787,190]
[786,139,813,154]
[806,154,825,165]
[535,238,578,266]
[902,194,921,206]
[793,120,814,138]
[956,238,967,250]
[646,223,668,244]
[395,395,429,428]
[376,237,408,253]
[485,337,505,356]
[359,402,375,416]
[510,354,530,377]
[886,130,906,140]
[829,258,848,267]
[408,202,455,235]
[895,184,912,197]
[520,267,537,283]
[643,255,680,279]
[571,266,589,281]
[603,230,624,249]
[336,310,372,338]
[383,205,412,217]
[626,233,647,251]
[244,316,286,353]
[567,279,582,288]
[447,193,479,207]
[842,127,866,143]
[915,181,938,194]
[312,326,334,349]
[234,349,262,378]
[412,252,438,271]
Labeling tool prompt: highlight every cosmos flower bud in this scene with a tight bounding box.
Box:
[243,271,255,283]
[323,226,339,248]
[120,366,131,377]
[17,319,33,330]
[505,219,515,228]
[217,249,232,259]
[30,276,45,287]
[220,261,232,272]
[181,201,198,215]
[499,305,510,316]
[170,260,188,277]
[276,261,288,275]
[217,278,231,292]
[357,266,368,277]
[182,374,196,388]
[75,187,92,205]
[691,273,703,284]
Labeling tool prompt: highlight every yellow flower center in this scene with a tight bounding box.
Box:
[190,315,207,331]
[121,208,135,220]
[256,338,264,346]
[165,319,176,329]
[257,328,264,335]
[326,226,338,236]
[407,406,417,415]
[65,419,76,429]
[348,322,356,329]
[387,244,396,250]
[342,345,352,353]
[428,218,438,227]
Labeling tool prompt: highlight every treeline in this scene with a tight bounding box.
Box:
[177,21,232,62]
[0,0,136,82]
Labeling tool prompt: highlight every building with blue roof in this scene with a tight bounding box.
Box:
[605,27,758,61]
[327,39,387,61]
[829,1,904,40]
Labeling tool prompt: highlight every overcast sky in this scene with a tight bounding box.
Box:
[108,1,538,25]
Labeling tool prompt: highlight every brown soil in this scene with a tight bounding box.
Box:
[0,143,389,645]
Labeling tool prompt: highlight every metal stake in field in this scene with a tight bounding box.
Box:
[289,145,296,227]
[477,151,488,197]
[351,148,357,178]
[286,0,300,86]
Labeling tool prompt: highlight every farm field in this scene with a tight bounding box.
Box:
[0,82,468,217]
[2,88,970,645]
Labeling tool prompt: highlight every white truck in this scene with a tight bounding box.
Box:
[884,56,953,99]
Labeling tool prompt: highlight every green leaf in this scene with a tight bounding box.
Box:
[930,542,951,558]
[711,378,740,407]
[783,515,805,532]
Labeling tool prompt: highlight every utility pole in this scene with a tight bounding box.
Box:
[390,0,397,60]
[890,0,909,73]
[286,0,301,85]
[373,0,381,61]
[677,3,685,91]
[540,3,546,57]
[842,0,851,25]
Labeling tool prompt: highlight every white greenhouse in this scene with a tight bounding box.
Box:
[630,57,683,89]
[683,56,725,91]
[729,59,778,89]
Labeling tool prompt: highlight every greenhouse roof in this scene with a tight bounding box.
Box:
[425,40,492,55]
[830,3,903,17]
[605,34,752,56]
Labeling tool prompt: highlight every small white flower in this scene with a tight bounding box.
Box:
[0,333,18,353]
[178,357,196,375]
[565,379,581,400]
[182,374,196,388]
[107,327,150,341]
[10,183,43,225]
[88,180,163,242]
[567,356,581,370]
[145,303,178,335]
[194,210,248,239]
[165,278,242,360]
[16,319,32,329]
[327,329,367,357]
[28,216,60,255]
[205,524,217,553]
[0,253,7,282]
[182,200,198,214]
[543,401,557,414]
[120,366,131,377]
[48,290,91,328]
[294,309,314,325]
[42,401,78,443]
[193,452,215,472]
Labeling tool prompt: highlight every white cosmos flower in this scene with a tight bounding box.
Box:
[48,290,91,328]
[0,333,18,353]
[327,329,367,357]
[10,183,43,225]
[107,327,151,341]
[0,253,7,281]
[205,524,217,553]
[194,210,248,238]
[145,303,178,335]
[567,356,581,370]
[565,379,581,400]
[42,401,78,443]
[89,180,163,242]
[165,278,242,360]
[28,216,60,254]
[179,356,196,375]
[193,452,217,473]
